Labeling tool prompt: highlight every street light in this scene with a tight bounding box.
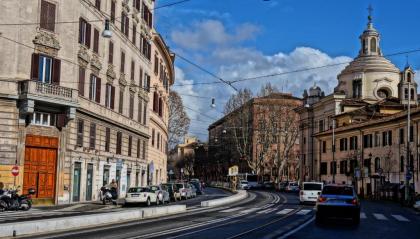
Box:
[102,19,112,38]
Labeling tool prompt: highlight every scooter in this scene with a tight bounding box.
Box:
[0,187,35,211]
[100,186,118,205]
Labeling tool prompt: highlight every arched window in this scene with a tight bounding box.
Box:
[362,39,367,54]
[374,157,381,172]
[411,89,415,100]
[370,38,377,53]
[377,88,390,99]
[407,72,412,82]
[405,88,409,99]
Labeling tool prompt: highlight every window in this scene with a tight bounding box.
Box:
[31,54,61,85]
[340,160,347,174]
[141,36,151,60]
[410,125,414,142]
[330,161,337,175]
[142,3,153,28]
[153,92,159,112]
[350,136,358,150]
[121,12,129,37]
[105,84,115,109]
[31,112,55,126]
[105,127,110,152]
[77,119,84,146]
[158,98,163,117]
[134,0,141,11]
[89,74,101,103]
[120,51,125,73]
[116,132,122,154]
[154,55,159,74]
[405,88,409,100]
[78,67,85,96]
[363,158,371,175]
[143,103,147,125]
[132,25,137,45]
[93,28,99,54]
[322,141,326,153]
[129,94,134,119]
[108,41,114,64]
[411,89,415,100]
[119,88,124,114]
[152,129,155,146]
[370,38,377,53]
[318,120,324,132]
[131,61,135,81]
[110,0,116,23]
[407,72,412,82]
[139,68,143,89]
[95,0,101,10]
[137,138,141,158]
[79,18,91,48]
[40,0,56,32]
[353,79,362,98]
[138,99,143,123]
[144,74,151,91]
[363,134,372,148]
[128,136,132,157]
[399,128,404,144]
[349,160,356,175]
[382,130,393,146]
[157,132,160,149]
[400,156,405,172]
[374,132,380,147]
[89,123,96,149]
[320,162,327,175]
[142,140,146,159]
[374,157,380,172]
[339,138,348,151]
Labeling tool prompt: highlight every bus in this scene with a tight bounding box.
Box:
[238,173,259,189]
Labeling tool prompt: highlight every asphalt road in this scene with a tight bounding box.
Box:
[17,189,420,239]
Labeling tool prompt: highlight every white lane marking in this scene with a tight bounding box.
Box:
[391,214,410,222]
[261,203,274,209]
[276,208,294,215]
[277,216,315,239]
[220,207,244,213]
[257,208,277,214]
[296,209,312,215]
[360,212,367,219]
[239,208,259,214]
[373,213,388,220]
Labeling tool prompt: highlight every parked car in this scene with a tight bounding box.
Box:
[125,187,158,206]
[285,182,300,192]
[150,185,170,204]
[190,181,203,195]
[263,181,275,190]
[190,184,197,198]
[175,183,192,200]
[316,184,360,225]
[162,183,181,201]
[278,181,288,192]
[300,182,323,204]
[239,180,250,190]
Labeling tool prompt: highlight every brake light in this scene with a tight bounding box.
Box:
[318,196,327,203]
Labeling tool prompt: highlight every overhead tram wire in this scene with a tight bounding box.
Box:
[0,0,192,26]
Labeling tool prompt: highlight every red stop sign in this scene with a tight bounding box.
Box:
[11,165,19,177]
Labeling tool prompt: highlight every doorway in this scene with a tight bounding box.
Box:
[73,162,82,202]
[86,164,93,201]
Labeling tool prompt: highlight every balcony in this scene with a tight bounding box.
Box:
[19,80,78,108]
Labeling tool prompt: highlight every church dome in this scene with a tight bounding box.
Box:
[339,55,400,76]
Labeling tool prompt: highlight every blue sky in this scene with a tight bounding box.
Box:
[154,0,420,140]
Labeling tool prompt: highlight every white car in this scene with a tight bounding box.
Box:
[240,180,250,190]
[299,182,323,204]
[150,185,170,204]
[125,187,158,206]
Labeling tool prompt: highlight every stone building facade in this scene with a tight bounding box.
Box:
[0,0,173,205]
[296,14,419,195]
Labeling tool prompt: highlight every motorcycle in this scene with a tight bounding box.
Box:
[100,186,118,205]
[0,187,35,211]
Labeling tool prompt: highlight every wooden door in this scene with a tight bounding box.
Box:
[23,135,58,199]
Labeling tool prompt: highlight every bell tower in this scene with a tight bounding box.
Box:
[399,60,418,105]
[359,5,382,57]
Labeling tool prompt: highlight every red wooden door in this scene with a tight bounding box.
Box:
[23,135,57,199]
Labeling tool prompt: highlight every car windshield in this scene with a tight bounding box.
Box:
[322,186,354,196]
[150,186,159,191]
[241,181,248,184]
[128,187,147,193]
[303,183,322,191]
[175,184,184,189]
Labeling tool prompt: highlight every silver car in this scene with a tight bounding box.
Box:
[150,185,170,204]
[176,183,192,199]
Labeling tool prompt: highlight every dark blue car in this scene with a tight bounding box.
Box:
[315,184,360,225]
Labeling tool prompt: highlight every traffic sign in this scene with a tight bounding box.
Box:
[11,165,19,177]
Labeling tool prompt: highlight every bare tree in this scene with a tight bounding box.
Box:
[168,91,190,150]
[175,153,195,177]
[223,88,254,172]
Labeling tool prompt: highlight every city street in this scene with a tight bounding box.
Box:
[18,189,420,239]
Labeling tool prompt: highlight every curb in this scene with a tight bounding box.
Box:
[0,205,186,238]
[201,190,248,207]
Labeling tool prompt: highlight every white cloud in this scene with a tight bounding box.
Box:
[170,20,260,50]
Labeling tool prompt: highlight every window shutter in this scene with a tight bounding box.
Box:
[125,15,129,36]
[77,120,84,146]
[89,74,93,100]
[93,28,99,53]
[121,14,125,33]
[78,67,85,96]
[52,58,61,85]
[31,53,39,80]
[131,61,135,80]
[56,114,66,129]
[79,18,83,44]
[138,99,142,122]
[40,1,49,30]
[111,1,115,23]
[139,68,143,88]
[95,77,101,103]
[111,86,115,109]
[47,2,56,32]
[109,41,114,64]
[86,23,91,48]
[121,52,125,73]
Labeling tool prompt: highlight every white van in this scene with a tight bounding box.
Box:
[299,182,323,204]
